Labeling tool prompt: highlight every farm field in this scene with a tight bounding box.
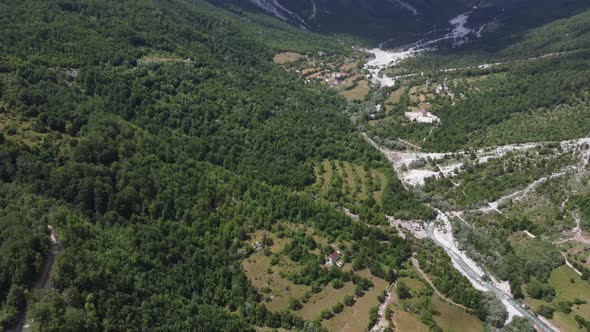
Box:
[272,49,371,103]
[523,265,590,332]
[340,78,370,102]
[432,295,483,332]
[386,266,483,332]
[299,282,356,321]
[395,311,430,332]
[323,270,389,332]
[242,250,310,312]
[385,87,406,111]
[242,226,383,328]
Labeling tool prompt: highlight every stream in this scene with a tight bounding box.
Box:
[364,10,491,88]
[373,133,564,330]
[362,11,568,331]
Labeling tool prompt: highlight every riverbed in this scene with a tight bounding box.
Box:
[361,9,576,331]
[364,11,488,88]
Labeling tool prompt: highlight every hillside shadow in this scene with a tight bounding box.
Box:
[466,0,590,55]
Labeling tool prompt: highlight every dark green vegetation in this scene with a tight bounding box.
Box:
[281,226,410,286]
[311,159,433,222]
[374,52,590,151]
[0,0,436,331]
[0,209,50,330]
[2,0,590,330]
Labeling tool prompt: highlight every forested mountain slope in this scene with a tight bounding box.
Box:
[423,50,590,150]
[0,0,430,330]
[195,1,590,331]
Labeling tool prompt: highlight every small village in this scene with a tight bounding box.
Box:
[273,48,485,146]
[273,50,371,102]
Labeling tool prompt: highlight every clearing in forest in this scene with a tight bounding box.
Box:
[242,230,311,311]
[242,227,355,316]
[273,52,304,64]
[523,265,590,332]
[384,87,406,111]
[0,111,72,148]
[323,270,388,332]
[139,52,191,65]
[340,79,370,102]
[299,282,356,321]
[242,251,309,312]
[391,266,482,332]
[432,295,483,332]
[394,310,430,332]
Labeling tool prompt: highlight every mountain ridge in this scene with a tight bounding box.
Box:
[213,0,481,42]
[213,0,590,46]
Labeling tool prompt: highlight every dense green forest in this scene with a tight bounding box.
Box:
[3,0,589,330]
[0,0,434,330]
[0,206,50,327]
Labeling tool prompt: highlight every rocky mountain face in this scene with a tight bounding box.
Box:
[210,0,590,45]
[233,0,484,41]
[245,0,474,24]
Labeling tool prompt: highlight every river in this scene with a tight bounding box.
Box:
[361,11,569,329]
[364,10,491,88]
